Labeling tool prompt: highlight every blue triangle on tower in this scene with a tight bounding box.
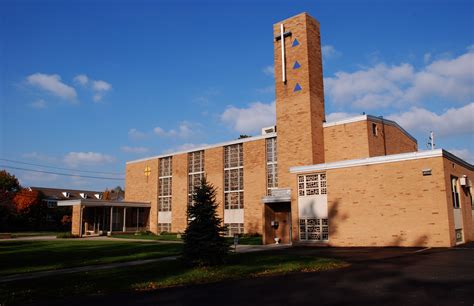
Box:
[293,61,301,69]
[294,83,302,92]
[292,39,299,47]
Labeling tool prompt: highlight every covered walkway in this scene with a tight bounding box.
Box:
[58,199,151,237]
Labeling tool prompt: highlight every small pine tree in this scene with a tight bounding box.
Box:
[182,177,229,266]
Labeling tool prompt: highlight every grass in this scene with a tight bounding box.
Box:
[112,232,263,245]
[5,231,61,238]
[0,240,182,276]
[111,232,182,241]
[0,251,348,305]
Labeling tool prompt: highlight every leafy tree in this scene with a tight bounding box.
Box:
[182,177,229,266]
[0,170,21,231]
[13,189,41,212]
[13,188,45,229]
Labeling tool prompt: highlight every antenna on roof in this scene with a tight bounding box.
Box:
[427,131,435,150]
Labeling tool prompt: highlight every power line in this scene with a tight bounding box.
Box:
[0,158,124,175]
[0,165,124,181]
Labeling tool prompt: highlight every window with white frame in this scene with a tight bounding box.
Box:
[158,223,171,233]
[225,223,244,236]
[266,137,278,195]
[224,144,244,209]
[188,150,205,206]
[298,173,327,196]
[299,218,329,241]
[451,176,461,209]
[159,157,172,212]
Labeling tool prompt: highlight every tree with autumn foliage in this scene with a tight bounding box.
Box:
[0,170,21,231]
[13,189,41,212]
[12,188,45,229]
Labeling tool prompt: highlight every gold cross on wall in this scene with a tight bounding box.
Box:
[144,166,151,182]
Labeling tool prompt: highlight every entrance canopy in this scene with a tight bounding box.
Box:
[262,188,291,203]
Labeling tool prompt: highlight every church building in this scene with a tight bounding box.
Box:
[68,12,473,247]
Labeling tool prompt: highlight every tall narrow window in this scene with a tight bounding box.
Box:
[188,150,205,207]
[451,176,460,209]
[372,123,378,136]
[266,137,278,195]
[158,157,172,211]
[224,143,243,209]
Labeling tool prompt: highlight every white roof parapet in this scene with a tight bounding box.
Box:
[127,132,277,165]
[323,114,417,144]
[57,199,151,207]
[290,149,474,173]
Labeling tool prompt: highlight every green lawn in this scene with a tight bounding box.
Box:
[111,232,182,241]
[111,232,263,245]
[0,240,182,276]
[0,251,348,305]
[1,231,61,238]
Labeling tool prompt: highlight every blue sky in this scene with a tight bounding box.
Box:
[1,0,473,190]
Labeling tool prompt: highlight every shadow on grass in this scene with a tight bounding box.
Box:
[0,250,347,305]
[0,240,182,276]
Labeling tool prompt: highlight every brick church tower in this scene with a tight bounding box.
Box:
[273,12,325,188]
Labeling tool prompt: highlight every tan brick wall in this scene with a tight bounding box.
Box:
[324,121,370,162]
[243,139,266,234]
[171,153,188,233]
[324,119,417,163]
[205,146,224,221]
[292,156,454,247]
[125,159,159,233]
[274,13,325,189]
[71,205,81,236]
[367,120,418,157]
[441,157,474,245]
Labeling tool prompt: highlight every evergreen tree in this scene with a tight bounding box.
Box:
[182,177,229,266]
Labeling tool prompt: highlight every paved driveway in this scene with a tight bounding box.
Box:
[29,243,474,306]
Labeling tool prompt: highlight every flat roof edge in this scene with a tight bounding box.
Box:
[57,199,151,207]
[126,132,277,165]
[290,149,445,173]
[323,114,418,144]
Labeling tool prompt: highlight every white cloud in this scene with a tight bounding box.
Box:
[128,128,146,140]
[322,45,341,60]
[91,80,112,102]
[324,48,474,109]
[423,53,432,64]
[120,146,150,154]
[447,149,474,164]
[153,122,198,138]
[26,73,77,100]
[73,74,89,86]
[93,80,112,91]
[30,99,47,109]
[64,152,115,167]
[220,101,276,134]
[387,103,474,137]
[262,65,274,77]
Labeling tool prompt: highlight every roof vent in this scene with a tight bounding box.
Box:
[80,193,87,199]
[261,126,277,135]
[62,192,70,198]
[94,193,103,200]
